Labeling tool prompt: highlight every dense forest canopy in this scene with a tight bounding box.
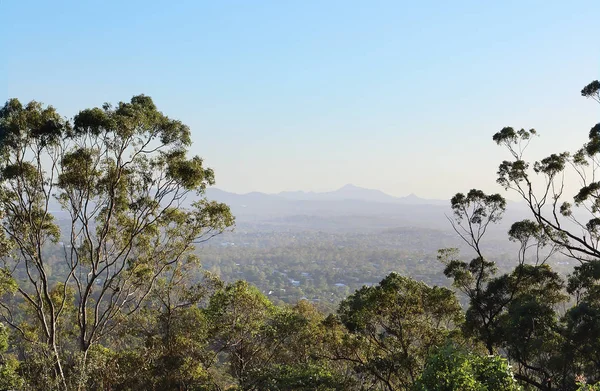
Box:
[0,80,599,390]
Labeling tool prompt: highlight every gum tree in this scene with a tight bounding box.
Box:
[442,80,600,390]
[0,96,234,388]
[493,80,600,262]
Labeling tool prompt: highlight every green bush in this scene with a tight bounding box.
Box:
[414,344,520,391]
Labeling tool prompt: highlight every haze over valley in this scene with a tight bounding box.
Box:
[196,184,569,307]
[4,1,600,389]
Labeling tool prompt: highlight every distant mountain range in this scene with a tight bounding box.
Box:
[276,184,446,204]
[207,184,447,206]
[45,183,532,236]
[202,184,535,235]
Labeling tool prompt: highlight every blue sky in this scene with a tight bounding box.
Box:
[2,1,599,198]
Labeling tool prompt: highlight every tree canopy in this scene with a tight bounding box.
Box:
[1,81,600,390]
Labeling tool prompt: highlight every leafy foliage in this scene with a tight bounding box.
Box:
[333,273,463,391]
[414,343,520,391]
[0,95,233,389]
[3,81,600,391]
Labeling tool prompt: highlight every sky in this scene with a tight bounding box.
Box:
[2,0,599,199]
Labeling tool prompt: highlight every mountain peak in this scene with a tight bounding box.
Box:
[338,183,361,190]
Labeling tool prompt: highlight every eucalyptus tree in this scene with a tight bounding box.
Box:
[442,189,567,390]
[493,80,600,261]
[331,273,463,391]
[441,80,600,390]
[0,96,234,388]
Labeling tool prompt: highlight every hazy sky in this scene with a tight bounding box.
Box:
[2,1,599,199]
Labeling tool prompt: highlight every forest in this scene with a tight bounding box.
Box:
[0,80,599,391]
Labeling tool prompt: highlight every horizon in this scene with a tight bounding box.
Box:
[212,183,430,199]
[216,183,423,196]
[4,3,600,387]
[208,182,530,204]
[3,1,599,199]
